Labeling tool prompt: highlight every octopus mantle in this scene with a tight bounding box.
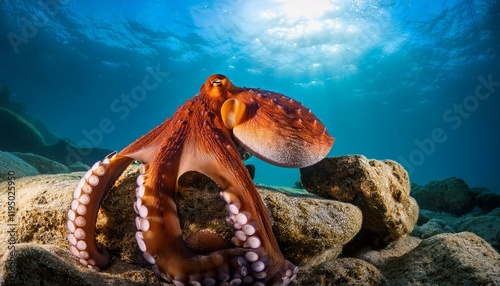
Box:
[67,74,334,285]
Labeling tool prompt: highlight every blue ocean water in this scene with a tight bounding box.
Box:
[1,0,499,193]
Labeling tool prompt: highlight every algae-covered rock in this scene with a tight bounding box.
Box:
[0,106,46,153]
[411,177,475,215]
[13,152,70,174]
[0,103,113,167]
[300,155,419,248]
[0,151,39,182]
[382,232,500,285]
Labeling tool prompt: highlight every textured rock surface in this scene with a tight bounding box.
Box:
[1,244,163,286]
[301,155,419,248]
[68,161,92,172]
[0,167,143,264]
[0,151,39,182]
[297,258,388,286]
[476,192,500,212]
[413,208,500,252]
[452,215,500,251]
[382,232,500,285]
[412,219,455,239]
[13,152,70,174]
[0,172,83,258]
[352,236,422,268]
[411,177,475,215]
[258,186,362,266]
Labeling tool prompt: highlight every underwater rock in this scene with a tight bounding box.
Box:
[0,243,163,285]
[0,173,82,258]
[258,186,363,266]
[296,258,388,286]
[13,152,70,174]
[476,191,500,212]
[300,155,419,248]
[412,218,455,239]
[68,161,91,172]
[411,177,475,215]
[352,236,422,268]
[0,84,59,144]
[41,138,114,167]
[382,232,500,285]
[452,215,500,252]
[0,151,39,182]
[415,209,458,226]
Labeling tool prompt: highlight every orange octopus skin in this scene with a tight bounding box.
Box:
[67,74,334,285]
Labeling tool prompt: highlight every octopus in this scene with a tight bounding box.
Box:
[67,74,334,286]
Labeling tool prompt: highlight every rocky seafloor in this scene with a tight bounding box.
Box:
[0,151,499,285]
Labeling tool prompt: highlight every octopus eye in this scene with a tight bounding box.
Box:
[211,79,222,86]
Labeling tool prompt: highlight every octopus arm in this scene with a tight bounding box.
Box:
[222,90,334,168]
[119,118,173,164]
[171,129,295,283]
[67,152,135,269]
[67,118,177,270]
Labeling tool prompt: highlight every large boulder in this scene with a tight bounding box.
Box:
[257,186,362,266]
[300,155,419,248]
[411,177,475,215]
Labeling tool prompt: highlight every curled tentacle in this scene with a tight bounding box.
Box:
[67,152,134,270]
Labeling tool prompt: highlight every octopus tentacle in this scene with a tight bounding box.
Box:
[135,164,249,285]
[67,152,135,269]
